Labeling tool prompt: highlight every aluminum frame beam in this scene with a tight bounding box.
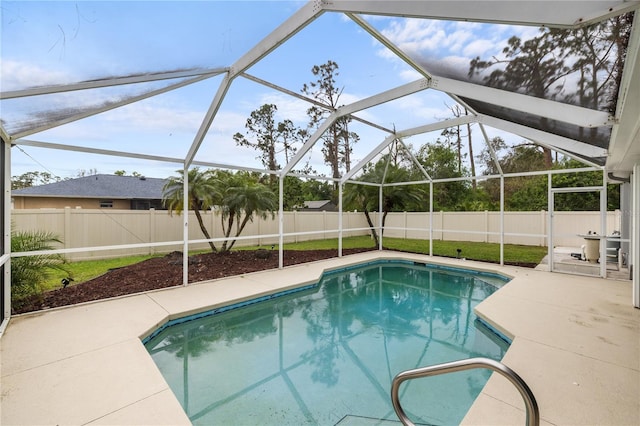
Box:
[14,138,280,176]
[282,78,434,176]
[185,1,324,167]
[12,73,217,139]
[431,77,612,129]
[0,68,227,100]
[478,115,608,159]
[345,12,432,79]
[240,73,394,134]
[323,1,639,28]
[342,116,475,183]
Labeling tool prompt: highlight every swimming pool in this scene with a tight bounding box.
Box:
[145,260,510,425]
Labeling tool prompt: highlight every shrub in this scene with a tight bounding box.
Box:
[11,229,68,311]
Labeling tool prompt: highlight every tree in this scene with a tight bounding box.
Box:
[442,105,477,189]
[344,153,424,245]
[233,104,279,174]
[114,170,142,177]
[162,168,220,252]
[76,168,98,177]
[302,60,358,186]
[607,13,634,113]
[217,172,277,252]
[233,104,305,185]
[469,15,632,167]
[343,180,379,245]
[551,158,618,211]
[548,14,633,113]
[11,171,60,189]
[416,141,471,211]
[477,139,549,210]
[11,229,68,311]
[469,33,571,168]
[300,179,333,203]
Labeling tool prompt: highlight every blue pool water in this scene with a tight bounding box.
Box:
[145,261,510,425]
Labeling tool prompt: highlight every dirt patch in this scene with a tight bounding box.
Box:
[14,248,375,314]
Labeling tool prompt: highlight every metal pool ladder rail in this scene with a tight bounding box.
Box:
[391,357,540,426]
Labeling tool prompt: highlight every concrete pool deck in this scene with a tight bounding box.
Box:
[1,250,638,425]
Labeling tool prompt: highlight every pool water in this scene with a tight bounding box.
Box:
[145,261,510,425]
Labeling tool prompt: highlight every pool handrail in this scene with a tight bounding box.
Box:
[390,357,540,426]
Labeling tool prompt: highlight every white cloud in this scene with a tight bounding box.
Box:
[258,93,310,123]
[398,68,424,82]
[105,102,204,133]
[462,39,495,58]
[0,59,74,90]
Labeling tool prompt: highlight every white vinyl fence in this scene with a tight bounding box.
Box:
[11,207,621,261]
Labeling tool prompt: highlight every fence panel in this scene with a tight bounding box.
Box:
[11,208,620,260]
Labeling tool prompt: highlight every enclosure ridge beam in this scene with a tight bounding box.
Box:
[324,1,640,28]
[432,76,612,128]
[0,68,228,100]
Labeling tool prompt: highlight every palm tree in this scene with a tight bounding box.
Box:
[11,229,68,310]
[343,181,379,245]
[219,172,277,252]
[344,160,424,247]
[163,168,220,252]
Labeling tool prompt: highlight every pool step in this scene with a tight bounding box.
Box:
[335,416,401,425]
[335,415,432,425]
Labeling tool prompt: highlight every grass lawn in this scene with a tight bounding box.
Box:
[44,236,547,290]
[45,254,159,291]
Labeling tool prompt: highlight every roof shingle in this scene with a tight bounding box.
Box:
[12,174,167,199]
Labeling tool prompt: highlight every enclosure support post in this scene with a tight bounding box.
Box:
[338,183,343,257]
[600,170,607,278]
[378,184,383,251]
[182,166,189,286]
[1,137,11,328]
[500,175,504,266]
[429,181,433,256]
[632,164,639,308]
[548,173,554,273]
[278,175,284,269]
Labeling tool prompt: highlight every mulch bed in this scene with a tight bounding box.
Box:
[13,248,375,314]
[13,248,536,315]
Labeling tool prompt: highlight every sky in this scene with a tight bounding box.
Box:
[1,1,543,182]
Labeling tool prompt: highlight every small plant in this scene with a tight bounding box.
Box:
[11,229,69,311]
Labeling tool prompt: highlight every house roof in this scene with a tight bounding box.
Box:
[302,200,336,210]
[12,174,167,200]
